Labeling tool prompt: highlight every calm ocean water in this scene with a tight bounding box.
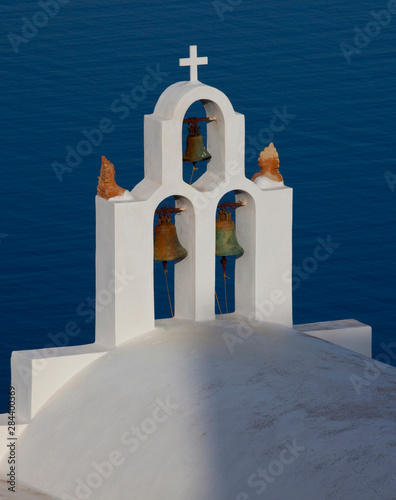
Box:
[0,0,395,411]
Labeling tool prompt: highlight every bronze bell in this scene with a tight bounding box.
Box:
[183,118,211,164]
[154,212,187,263]
[183,133,211,163]
[216,210,244,257]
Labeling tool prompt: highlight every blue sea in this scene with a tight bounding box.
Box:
[1,0,395,412]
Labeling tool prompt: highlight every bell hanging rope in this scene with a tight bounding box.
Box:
[183,116,215,184]
[154,205,187,317]
[215,201,245,314]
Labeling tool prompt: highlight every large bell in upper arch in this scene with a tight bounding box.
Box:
[183,133,211,164]
[182,117,212,164]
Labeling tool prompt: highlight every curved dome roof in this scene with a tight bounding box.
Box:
[10,318,396,500]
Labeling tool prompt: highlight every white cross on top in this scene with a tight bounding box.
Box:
[179,45,208,82]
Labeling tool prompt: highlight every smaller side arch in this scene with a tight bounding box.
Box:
[152,194,197,321]
[144,82,245,190]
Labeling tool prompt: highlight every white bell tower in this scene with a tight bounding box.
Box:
[95,45,293,347]
[0,47,372,453]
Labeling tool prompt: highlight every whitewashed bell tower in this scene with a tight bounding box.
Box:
[95,45,293,347]
[0,47,372,472]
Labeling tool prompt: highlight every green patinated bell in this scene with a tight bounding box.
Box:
[215,211,244,257]
[183,134,211,164]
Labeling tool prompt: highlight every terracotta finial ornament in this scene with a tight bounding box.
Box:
[252,142,283,183]
[97,156,126,200]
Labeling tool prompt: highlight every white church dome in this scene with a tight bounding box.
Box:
[1,47,395,500]
[9,317,396,500]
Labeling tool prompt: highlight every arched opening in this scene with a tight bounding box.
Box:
[145,83,242,194]
[214,191,246,316]
[182,101,213,185]
[153,195,194,320]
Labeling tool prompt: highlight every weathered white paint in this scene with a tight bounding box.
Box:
[294,319,372,357]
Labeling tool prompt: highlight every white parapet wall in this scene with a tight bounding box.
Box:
[11,344,109,422]
[294,319,372,357]
[0,344,109,463]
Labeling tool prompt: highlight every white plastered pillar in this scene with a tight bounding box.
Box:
[95,197,155,347]
[252,187,293,327]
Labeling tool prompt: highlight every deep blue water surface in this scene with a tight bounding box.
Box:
[1,0,395,411]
